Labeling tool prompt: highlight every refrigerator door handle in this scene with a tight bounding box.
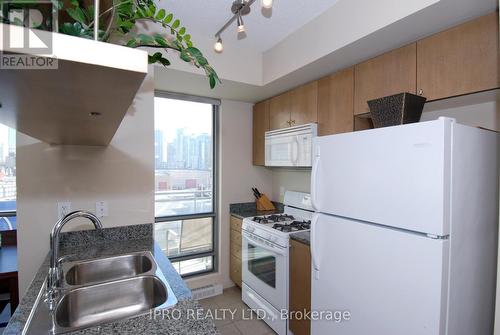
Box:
[311,213,320,272]
[311,151,320,211]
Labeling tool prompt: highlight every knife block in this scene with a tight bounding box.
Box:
[256,194,276,211]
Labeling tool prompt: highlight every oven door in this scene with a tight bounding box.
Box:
[242,231,288,310]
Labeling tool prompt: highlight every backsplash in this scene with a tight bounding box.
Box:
[271,169,312,202]
[59,223,153,249]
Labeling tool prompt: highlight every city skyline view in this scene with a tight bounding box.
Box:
[154,97,215,275]
[0,123,16,207]
[154,97,214,219]
[154,98,212,142]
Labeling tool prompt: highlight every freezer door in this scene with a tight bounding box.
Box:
[311,118,452,236]
[310,213,449,335]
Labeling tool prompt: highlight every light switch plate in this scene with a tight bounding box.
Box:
[57,202,71,220]
[95,201,108,218]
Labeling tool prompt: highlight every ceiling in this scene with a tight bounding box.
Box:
[155,0,340,52]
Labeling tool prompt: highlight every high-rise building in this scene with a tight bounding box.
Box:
[163,129,212,171]
[154,129,164,167]
[7,127,15,154]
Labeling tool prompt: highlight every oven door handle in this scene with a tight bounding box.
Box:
[243,232,287,256]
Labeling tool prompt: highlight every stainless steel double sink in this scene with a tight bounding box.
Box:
[23,251,178,334]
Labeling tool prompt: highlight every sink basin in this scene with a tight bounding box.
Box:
[55,275,167,329]
[23,251,177,334]
[65,252,154,286]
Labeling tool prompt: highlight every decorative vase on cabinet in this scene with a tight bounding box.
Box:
[367,92,426,128]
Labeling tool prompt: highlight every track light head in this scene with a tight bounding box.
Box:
[214,37,224,53]
[237,13,246,33]
[261,0,273,9]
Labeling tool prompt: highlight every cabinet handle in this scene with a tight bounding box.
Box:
[286,120,291,126]
[418,89,424,96]
[291,120,296,125]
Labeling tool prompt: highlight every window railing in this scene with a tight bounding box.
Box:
[0,181,16,201]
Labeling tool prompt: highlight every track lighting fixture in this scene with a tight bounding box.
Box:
[213,0,273,53]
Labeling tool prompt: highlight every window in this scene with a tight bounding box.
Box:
[154,93,219,277]
[0,123,16,232]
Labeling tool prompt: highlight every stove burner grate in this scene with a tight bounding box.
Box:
[253,214,295,224]
[272,220,311,232]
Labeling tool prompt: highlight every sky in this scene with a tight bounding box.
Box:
[154,97,213,142]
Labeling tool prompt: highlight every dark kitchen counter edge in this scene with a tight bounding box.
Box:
[229,201,284,219]
[290,231,311,246]
[4,223,219,335]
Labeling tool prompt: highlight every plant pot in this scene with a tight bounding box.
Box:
[367,92,427,128]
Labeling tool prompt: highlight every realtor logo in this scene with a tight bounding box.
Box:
[0,0,58,69]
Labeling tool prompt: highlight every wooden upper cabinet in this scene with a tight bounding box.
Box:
[317,68,354,136]
[290,81,318,127]
[354,43,417,115]
[269,91,292,130]
[269,81,318,130]
[417,12,500,101]
[252,100,270,166]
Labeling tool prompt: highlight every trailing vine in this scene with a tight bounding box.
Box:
[1,0,220,88]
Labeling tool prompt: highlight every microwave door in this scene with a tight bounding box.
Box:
[266,135,294,166]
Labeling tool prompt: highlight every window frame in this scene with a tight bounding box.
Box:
[154,91,220,278]
[0,124,17,231]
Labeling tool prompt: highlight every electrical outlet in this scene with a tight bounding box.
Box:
[95,201,108,218]
[57,202,71,220]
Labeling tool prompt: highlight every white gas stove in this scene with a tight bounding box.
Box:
[241,191,313,335]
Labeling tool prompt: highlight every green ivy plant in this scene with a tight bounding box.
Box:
[1,0,220,88]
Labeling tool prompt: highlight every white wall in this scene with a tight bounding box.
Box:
[186,99,273,290]
[421,99,499,130]
[271,169,311,203]
[16,69,155,295]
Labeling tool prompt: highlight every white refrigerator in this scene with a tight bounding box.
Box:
[310,117,499,335]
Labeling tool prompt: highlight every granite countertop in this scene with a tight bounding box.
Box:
[229,202,284,219]
[290,231,310,246]
[4,224,219,335]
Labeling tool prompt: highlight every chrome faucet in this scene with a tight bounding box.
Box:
[46,210,103,308]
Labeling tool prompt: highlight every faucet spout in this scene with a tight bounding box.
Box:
[46,210,103,307]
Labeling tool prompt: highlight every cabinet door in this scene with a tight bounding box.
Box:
[253,101,270,166]
[230,254,242,288]
[269,91,292,130]
[290,81,318,127]
[417,12,499,101]
[230,216,243,287]
[289,239,311,335]
[354,43,417,115]
[317,68,354,136]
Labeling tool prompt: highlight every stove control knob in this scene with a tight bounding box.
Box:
[248,226,255,233]
[270,236,277,243]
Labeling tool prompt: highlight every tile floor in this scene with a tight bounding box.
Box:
[199,286,276,335]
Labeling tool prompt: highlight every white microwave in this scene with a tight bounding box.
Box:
[265,123,317,167]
